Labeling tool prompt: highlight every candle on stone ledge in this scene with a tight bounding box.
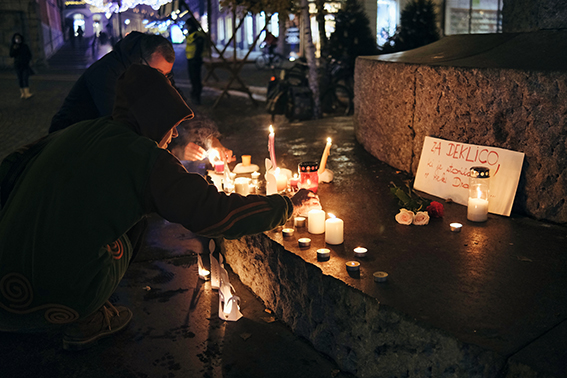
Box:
[294,216,306,228]
[298,238,311,248]
[282,228,295,237]
[325,213,344,245]
[317,248,330,261]
[346,261,360,272]
[268,125,277,170]
[467,166,490,222]
[308,209,326,234]
[275,167,288,192]
[289,173,299,190]
[354,247,367,257]
[318,137,332,175]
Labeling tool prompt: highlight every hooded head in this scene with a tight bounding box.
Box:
[12,33,24,45]
[112,64,194,144]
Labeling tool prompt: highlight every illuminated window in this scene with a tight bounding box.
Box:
[445,0,502,35]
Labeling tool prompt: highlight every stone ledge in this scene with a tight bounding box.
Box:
[223,235,506,377]
[354,31,567,223]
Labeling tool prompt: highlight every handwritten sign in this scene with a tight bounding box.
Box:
[414,136,524,216]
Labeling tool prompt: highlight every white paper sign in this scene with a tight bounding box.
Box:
[414,136,524,216]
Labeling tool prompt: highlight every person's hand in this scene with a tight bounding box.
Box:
[210,136,235,163]
[183,142,207,161]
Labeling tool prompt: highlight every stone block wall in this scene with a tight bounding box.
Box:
[354,57,567,224]
[223,235,507,378]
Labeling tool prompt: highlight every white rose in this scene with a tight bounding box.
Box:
[413,211,430,226]
[395,209,415,225]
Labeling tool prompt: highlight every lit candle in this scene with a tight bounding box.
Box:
[317,248,330,261]
[325,213,344,245]
[353,247,367,257]
[467,197,489,222]
[198,254,210,281]
[282,228,295,237]
[289,173,299,190]
[308,209,325,234]
[241,155,251,166]
[275,167,287,191]
[318,137,332,175]
[345,261,360,272]
[298,238,311,248]
[214,160,224,173]
[268,125,277,169]
[450,223,462,232]
[294,216,306,227]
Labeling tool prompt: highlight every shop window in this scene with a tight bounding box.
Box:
[445,0,502,35]
[376,0,397,46]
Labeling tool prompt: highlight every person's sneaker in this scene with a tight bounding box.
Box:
[62,301,132,351]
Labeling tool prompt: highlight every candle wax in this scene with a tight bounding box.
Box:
[308,209,326,234]
[325,216,344,245]
[467,197,489,222]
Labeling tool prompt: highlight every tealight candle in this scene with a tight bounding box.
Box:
[298,238,311,248]
[308,209,325,234]
[325,213,344,245]
[373,271,388,282]
[450,223,462,232]
[353,247,367,257]
[282,228,295,237]
[294,217,306,228]
[345,261,360,272]
[317,248,330,261]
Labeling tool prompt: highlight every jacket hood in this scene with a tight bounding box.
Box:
[112,31,146,68]
[112,64,194,143]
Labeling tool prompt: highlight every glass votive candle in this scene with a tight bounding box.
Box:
[354,247,367,258]
[214,160,225,173]
[345,261,360,272]
[282,228,295,237]
[317,248,330,261]
[294,216,306,228]
[298,238,311,248]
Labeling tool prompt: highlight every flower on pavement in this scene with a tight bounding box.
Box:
[426,201,444,218]
[413,211,430,226]
[395,209,415,225]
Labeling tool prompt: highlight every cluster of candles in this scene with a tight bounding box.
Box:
[280,211,386,280]
[267,125,332,195]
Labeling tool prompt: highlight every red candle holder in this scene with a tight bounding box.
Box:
[298,161,319,193]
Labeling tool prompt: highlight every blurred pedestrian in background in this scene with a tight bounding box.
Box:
[9,33,34,99]
[185,18,205,105]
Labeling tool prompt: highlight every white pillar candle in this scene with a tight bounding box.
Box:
[275,168,287,191]
[467,197,489,222]
[234,177,251,196]
[325,213,344,245]
[308,209,326,234]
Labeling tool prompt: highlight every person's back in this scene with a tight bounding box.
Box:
[49,32,174,133]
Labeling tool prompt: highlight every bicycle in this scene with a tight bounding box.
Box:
[320,57,354,116]
[255,42,284,70]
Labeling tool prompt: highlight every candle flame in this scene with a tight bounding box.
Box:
[293,173,298,179]
[269,125,274,134]
[207,149,221,162]
[327,137,332,143]
[328,213,336,219]
[275,167,280,175]
[476,187,482,199]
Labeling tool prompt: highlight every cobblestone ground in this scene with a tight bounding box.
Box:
[0,72,78,161]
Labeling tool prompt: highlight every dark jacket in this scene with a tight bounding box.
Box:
[49,32,169,133]
[0,65,293,329]
[9,34,32,70]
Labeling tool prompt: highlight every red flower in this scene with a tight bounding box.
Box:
[426,201,444,218]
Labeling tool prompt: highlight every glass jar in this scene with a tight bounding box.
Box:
[298,161,319,193]
[467,166,490,222]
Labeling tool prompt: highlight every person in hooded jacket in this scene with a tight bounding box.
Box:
[0,64,293,351]
[9,33,34,99]
[49,31,232,162]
